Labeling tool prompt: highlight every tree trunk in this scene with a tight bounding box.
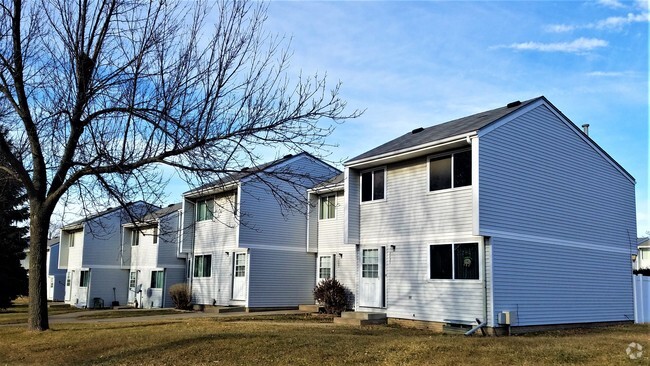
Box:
[27,204,51,331]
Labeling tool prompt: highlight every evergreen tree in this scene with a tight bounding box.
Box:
[0,170,29,309]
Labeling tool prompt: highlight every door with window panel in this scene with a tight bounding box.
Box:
[359,248,385,308]
[232,253,247,300]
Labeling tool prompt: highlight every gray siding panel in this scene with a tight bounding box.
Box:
[247,247,316,307]
[479,104,636,326]
[384,241,484,323]
[360,157,473,244]
[345,168,360,244]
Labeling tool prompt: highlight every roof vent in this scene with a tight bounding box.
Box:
[411,127,424,134]
[167,204,174,207]
[582,123,590,136]
[283,154,293,159]
[240,167,250,172]
[506,100,521,108]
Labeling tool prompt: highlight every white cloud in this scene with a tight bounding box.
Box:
[596,0,626,9]
[497,37,609,53]
[547,12,649,32]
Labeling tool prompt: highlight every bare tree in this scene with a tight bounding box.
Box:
[0,0,359,330]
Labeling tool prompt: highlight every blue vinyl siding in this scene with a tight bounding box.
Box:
[479,103,636,326]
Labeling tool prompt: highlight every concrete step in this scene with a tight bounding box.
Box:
[204,306,245,314]
[333,317,387,326]
[340,311,387,320]
[298,304,322,313]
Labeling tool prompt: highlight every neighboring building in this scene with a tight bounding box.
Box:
[183,152,339,309]
[46,237,66,301]
[307,173,356,304]
[341,96,636,331]
[637,237,650,271]
[59,202,158,308]
[122,203,186,308]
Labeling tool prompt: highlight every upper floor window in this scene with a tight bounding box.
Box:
[361,168,385,202]
[131,230,139,246]
[68,233,75,248]
[429,150,472,191]
[319,195,336,219]
[429,243,479,280]
[196,199,214,221]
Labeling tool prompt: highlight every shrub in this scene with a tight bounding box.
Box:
[169,283,192,310]
[313,279,350,315]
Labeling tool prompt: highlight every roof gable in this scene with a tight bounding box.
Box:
[347,97,540,164]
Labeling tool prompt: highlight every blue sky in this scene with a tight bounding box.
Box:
[164,0,649,236]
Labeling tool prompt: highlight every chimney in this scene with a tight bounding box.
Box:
[582,123,590,136]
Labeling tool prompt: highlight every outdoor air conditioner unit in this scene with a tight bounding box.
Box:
[498,311,517,325]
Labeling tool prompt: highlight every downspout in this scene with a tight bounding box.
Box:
[483,238,488,328]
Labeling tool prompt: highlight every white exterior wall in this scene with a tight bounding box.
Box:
[191,191,238,306]
[314,190,357,305]
[46,243,66,301]
[478,103,636,326]
[353,156,484,323]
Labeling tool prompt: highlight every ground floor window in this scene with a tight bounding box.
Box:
[79,270,90,287]
[194,255,212,277]
[430,243,479,280]
[150,271,164,288]
[319,256,332,280]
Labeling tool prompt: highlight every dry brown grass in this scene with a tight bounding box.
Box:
[0,314,647,365]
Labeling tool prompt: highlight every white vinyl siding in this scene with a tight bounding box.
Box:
[360,157,473,245]
[478,104,636,325]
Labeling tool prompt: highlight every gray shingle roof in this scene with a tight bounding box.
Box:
[184,152,339,196]
[311,172,344,190]
[62,201,158,230]
[141,203,182,222]
[347,97,541,163]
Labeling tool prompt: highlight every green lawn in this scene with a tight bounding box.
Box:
[0,314,647,365]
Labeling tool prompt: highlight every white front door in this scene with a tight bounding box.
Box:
[127,271,137,304]
[359,248,385,308]
[65,272,72,301]
[232,253,247,300]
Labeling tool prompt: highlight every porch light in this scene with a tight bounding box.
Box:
[390,245,396,252]
[225,251,230,256]
[631,254,637,262]
[338,253,343,258]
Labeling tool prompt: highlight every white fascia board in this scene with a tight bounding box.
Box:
[346,132,477,169]
[307,183,345,195]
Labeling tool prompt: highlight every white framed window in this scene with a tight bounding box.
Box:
[234,253,246,277]
[66,272,71,286]
[361,168,385,202]
[79,270,90,287]
[131,230,139,246]
[68,233,75,248]
[319,256,332,280]
[362,249,379,278]
[196,199,214,221]
[193,255,212,277]
[319,195,336,220]
[150,271,164,289]
[429,149,472,192]
[429,243,479,280]
[49,277,54,288]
